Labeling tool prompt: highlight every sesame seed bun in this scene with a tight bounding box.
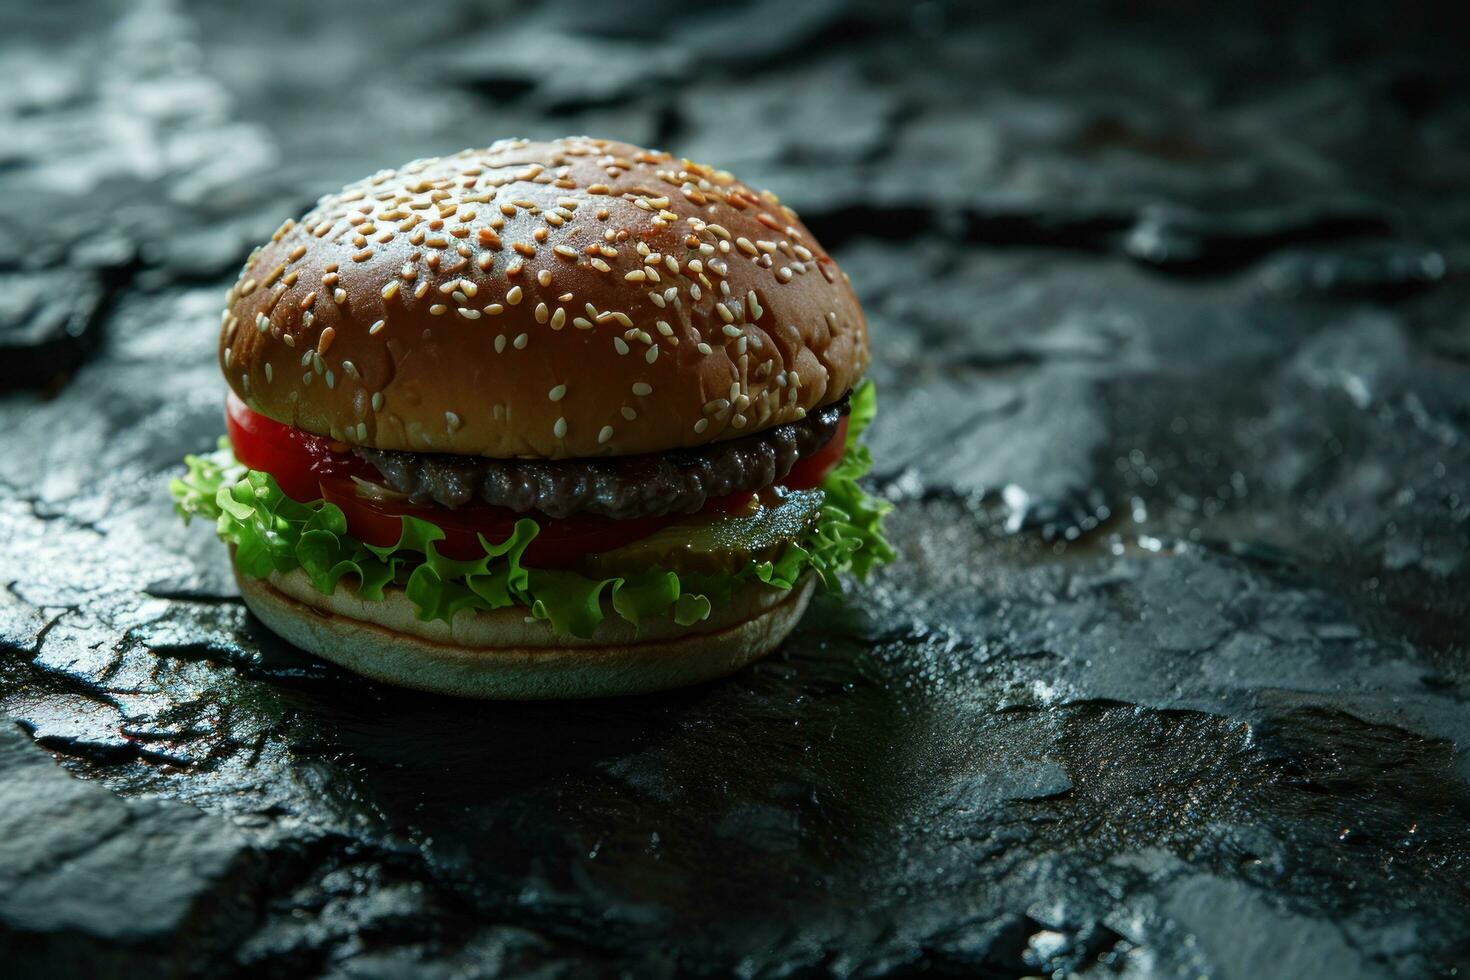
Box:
[221,137,868,459]
[236,563,816,699]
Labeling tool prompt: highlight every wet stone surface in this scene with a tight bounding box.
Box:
[3,0,1470,976]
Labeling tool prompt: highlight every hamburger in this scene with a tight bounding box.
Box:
[171,137,892,699]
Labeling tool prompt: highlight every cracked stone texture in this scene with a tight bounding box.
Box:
[3,0,1470,976]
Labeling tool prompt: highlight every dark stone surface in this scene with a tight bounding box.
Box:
[3,1,1470,976]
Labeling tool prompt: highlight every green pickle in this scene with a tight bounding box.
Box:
[583,487,824,577]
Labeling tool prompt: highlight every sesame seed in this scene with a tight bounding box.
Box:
[458,307,481,319]
[722,323,742,338]
[325,370,336,389]
[484,303,504,315]
[372,392,384,411]
[575,317,594,330]
[613,336,629,354]
[777,267,793,282]
[551,308,566,330]
[535,302,549,324]
[356,422,368,441]
[223,348,233,368]
[506,285,523,305]
[334,288,347,304]
[553,245,578,258]
[693,418,709,434]
[369,319,387,334]
[624,270,647,282]
[621,406,637,421]
[632,382,652,396]
[697,342,712,355]
[256,313,270,333]
[716,304,735,324]
[353,249,374,262]
[732,414,747,428]
[446,411,461,430]
[598,425,614,445]
[381,280,400,301]
[591,258,611,273]
[319,327,337,352]
[548,384,567,402]
[494,334,506,353]
[430,304,447,315]
[513,333,528,349]
[645,346,659,364]
[553,417,568,439]
[538,269,552,287]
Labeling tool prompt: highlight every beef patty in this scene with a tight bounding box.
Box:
[356,395,850,520]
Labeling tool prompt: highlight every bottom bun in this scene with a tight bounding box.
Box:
[234,560,815,700]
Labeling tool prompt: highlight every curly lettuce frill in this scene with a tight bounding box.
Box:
[170,382,895,638]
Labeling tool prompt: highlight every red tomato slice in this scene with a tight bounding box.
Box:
[225,392,374,501]
[780,415,848,490]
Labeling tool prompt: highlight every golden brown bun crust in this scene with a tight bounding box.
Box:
[237,565,816,700]
[221,137,868,459]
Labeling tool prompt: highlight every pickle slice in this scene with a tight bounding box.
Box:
[583,487,823,577]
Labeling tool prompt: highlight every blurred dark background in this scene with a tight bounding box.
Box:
[3,1,1470,977]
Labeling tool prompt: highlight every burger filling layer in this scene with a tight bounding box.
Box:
[172,383,893,637]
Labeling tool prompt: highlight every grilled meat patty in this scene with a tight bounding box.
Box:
[357,395,849,520]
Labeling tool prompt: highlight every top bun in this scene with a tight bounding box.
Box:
[220,137,868,459]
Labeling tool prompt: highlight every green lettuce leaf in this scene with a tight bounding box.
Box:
[171,382,894,638]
